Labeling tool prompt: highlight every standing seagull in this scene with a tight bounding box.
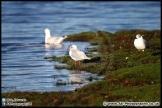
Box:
[44,28,67,44]
[68,45,91,66]
[134,34,150,52]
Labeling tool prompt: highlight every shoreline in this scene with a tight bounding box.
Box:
[2,29,161,107]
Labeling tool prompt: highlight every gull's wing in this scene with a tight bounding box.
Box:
[47,37,57,44]
[71,49,91,60]
[143,38,150,48]
[47,36,64,44]
[54,36,65,44]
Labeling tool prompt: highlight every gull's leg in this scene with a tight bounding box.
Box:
[136,50,140,54]
[75,61,77,66]
[78,61,81,66]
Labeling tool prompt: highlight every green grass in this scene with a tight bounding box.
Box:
[66,31,96,42]
[2,29,161,107]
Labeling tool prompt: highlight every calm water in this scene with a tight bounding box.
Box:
[1,1,160,93]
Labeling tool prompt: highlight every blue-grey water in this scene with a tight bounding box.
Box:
[1,1,160,93]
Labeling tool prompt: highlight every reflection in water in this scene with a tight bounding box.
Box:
[44,43,64,49]
[44,43,65,56]
[68,70,85,83]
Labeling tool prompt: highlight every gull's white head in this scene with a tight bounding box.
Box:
[69,45,78,50]
[136,34,143,39]
[44,28,50,34]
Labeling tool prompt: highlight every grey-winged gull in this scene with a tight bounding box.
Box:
[134,34,150,52]
[44,28,67,44]
[68,45,91,66]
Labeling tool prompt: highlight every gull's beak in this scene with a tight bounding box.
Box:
[67,48,70,50]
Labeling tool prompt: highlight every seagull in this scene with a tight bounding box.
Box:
[68,45,91,66]
[44,28,67,44]
[134,34,150,52]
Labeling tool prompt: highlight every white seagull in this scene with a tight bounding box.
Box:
[44,28,67,44]
[68,45,91,66]
[134,34,150,52]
